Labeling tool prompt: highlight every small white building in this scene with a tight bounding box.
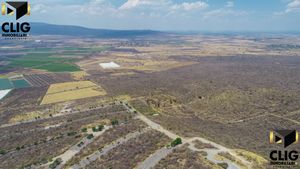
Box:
[99,62,120,69]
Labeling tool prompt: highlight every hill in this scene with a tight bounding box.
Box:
[30,22,164,38]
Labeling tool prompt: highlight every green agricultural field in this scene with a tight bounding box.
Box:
[24,47,108,53]
[0,65,14,73]
[0,78,13,90]
[2,46,109,73]
[34,62,80,72]
[60,47,108,55]
[62,47,108,52]
[11,60,52,67]
[11,79,31,89]
[8,53,80,72]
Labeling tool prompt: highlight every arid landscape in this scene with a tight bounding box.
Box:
[1,33,300,169]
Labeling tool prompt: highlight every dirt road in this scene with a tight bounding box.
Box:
[122,101,251,169]
[69,127,151,169]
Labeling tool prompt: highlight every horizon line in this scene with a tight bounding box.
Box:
[31,22,300,35]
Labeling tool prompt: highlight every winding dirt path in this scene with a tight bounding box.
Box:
[122,101,251,169]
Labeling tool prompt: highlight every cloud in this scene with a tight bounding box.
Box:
[119,0,150,10]
[203,8,247,19]
[31,0,209,18]
[77,0,118,16]
[274,0,300,15]
[10,0,298,31]
[119,0,208,11]
[31,4,48,13]
[226,1,234,8]
[171,1,208,11]
[119,0,170,10]
[286,0,300,12]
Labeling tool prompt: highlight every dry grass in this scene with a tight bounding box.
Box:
[65,119,148,168]
[120,58,194,72]
[188,88,298,123]
[41,81,106,105]
[70,94,132,110]
[9,111,44,123]
[155,145,221,169]
[235,149,268,168]
[192,140,216,149]
[86,130,171,169]
[111,72,136,76]
[134,36,300,57]
[216,150,269,169]
[71,71,88,80]
[45,81,96,94]
[79,56,195,72]
[215,152,248,169]
[112,95,132,101]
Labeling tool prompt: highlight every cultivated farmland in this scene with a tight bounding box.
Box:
[11,79,31,89]
[41,81,107,105]
[0,78,31,90]
[0,78,13,90]
[24,73,74,87]
[9,53,81,72]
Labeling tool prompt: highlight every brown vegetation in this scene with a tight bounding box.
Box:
[0,105,129,169]
[65,119,147,167]
[155,145,220,169]
[85,130,170,169]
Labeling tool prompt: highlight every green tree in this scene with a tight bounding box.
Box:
[218,162,228,169]
[49,158,62,169]
[111,119,119,125]
[0,149,6,155]
[171,138,182,147]
[87,134,94,139]
[81,128,87,132]
[67,131,77,136]
[98,125,104,131]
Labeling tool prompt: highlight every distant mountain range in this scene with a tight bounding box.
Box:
[30,23,165,38]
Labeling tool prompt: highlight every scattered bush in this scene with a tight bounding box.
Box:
[67,131,77,136]
[87,134,94,140]
[92,125,105,132]
[75,134,81,139]
[98,125,104,131]
[170,138,182,147]
[49,158,62,169]
[111,119,119,126]
[0,149,7,155]
[81,128,87,132]
[77,142,84,147]
[39,158,48,164]
[218,162,229,169]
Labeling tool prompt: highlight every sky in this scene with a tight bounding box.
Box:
[2,0,300,31]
